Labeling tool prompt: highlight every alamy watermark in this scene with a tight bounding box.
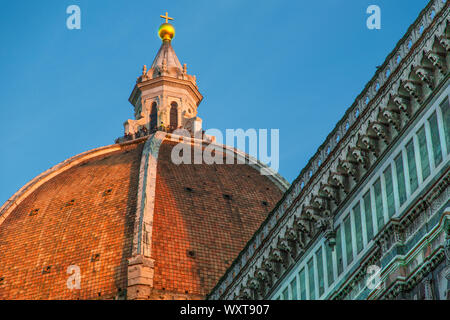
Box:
[66,265,81,289]
[66,5,81,30]
[366,5,381,30]
[365,265,385,290]
[170,128,279,176]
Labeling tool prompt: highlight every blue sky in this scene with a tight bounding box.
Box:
[0,0,429,205]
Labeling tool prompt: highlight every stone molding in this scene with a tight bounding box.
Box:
[132,132,167,258]
[127,255,156,300]
[128,132,166,300]
[136,76,203,103]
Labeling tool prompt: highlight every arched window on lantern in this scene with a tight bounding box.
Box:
[150,102,157,130]
[170,102,178,129]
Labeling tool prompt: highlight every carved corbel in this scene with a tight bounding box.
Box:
[305,205,324,226]
[304,204,320,219]
[266,252,283,280]
[262,258,275,274]
[297,232,308,251]
[246,277,262,299]
[370,120,391,145]
[278,236,291,253]
[249,277,261,292]
[360,133,381,157]
[284,227,301,258]
[250,269,266,297]
[425,50,447,73]
[438,35,450,51]
[393,92,413,118]
[255,266,271,286]
[414,65,435,89]
[381,107,401,131]
[375,109,390,127]
[311,208,335,235]
[355,132,370,151]
[401,81,422,104]
[279,237,296,262]
[350,146,370,170]
[269,247,285,266]
[294,215,314,248]
[286,226,298,242]
[238,285,253,300]
[312,195,330,210]
[330,171,350,194]
[287,224,306,256]
[294,215,312,234]
[320,182,340,206]
[338,159,359,182]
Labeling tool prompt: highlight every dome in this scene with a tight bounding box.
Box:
[0,132,287,299]
[0,14,290,300]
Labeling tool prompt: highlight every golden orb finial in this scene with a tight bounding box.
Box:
[158,12,175,42]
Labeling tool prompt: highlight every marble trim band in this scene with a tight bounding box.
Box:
[132,132,167,257]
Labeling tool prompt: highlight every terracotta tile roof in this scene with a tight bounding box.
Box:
[151,140,283,298]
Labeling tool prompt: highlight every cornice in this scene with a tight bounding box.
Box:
[134,76,203,105]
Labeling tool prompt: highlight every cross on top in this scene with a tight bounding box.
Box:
[160,12,173,24]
